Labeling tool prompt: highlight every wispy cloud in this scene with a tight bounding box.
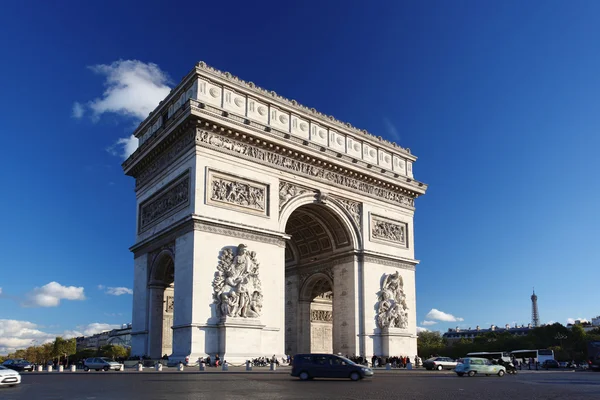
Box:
[383,117,401,142]
[421,320,438,326]
[417,326,429,333]
[425,308,464,322]
[22,282,86,308]
[98,285,133,296]
[73,59,171,159]
[72,102,84,119]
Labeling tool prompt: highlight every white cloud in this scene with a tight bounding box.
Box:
[421,320,438,326]
[105,287,133,296]
[73,59,171,160]
[23,282,86,307]
[72,102,84,119]
[86,60,171,120]
[97,285,105,290]
[425,308,464,322]
[0,320,123,355]
[417,326,429,333]
[106,134,138,160]
[567,317,589,325]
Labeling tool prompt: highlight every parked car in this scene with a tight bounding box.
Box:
[423,357,458,371]
[454,357,506,377]
[542,359,559,369]
[0,366,21,387]
[83,357,124,371]
[291,353,373,381]
[2,359,33,372]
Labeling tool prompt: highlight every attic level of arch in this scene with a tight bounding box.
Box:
[124,115,426,207]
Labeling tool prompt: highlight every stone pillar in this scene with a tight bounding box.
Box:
[170,230,198,363]
[284,274,299,355]
[297,300,311,353]
[131,253,149,357]
[332,258,359,357]
[147,285,166,359]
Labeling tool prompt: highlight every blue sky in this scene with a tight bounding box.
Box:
[1,1,599,353]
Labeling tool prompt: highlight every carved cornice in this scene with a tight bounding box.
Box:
[361,253,416,271]
[196,128,416,210]
[193,219,287,247]
[193,61,412,157]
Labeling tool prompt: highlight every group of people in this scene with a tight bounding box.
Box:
[345,355,421,368]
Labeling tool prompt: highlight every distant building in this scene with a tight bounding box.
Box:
[75,324,132,352]
[443,324,535,344]
[567,317,600,333]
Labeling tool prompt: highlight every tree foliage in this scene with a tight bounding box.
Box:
[419,323,599,361]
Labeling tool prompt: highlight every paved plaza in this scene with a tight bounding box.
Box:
[3,368,599,400]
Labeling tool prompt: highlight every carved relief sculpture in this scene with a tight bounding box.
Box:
[333,197,361,229]
[212,244,263,319]
[371,215,407,246]
[139,172,190,231]
[279,181,311,212]
[209,170,267,215]
[376,271,408,329]
[311,310,333,322]
[165,296,174,313]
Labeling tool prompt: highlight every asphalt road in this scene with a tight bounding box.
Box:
[2,369,599,400]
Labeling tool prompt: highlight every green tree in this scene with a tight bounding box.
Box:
[99,345,128,360]
[417,331,444,358]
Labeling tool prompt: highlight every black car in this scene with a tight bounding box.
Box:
[291,353,373,381]
[542,359,559,369]
[2,359,34,372]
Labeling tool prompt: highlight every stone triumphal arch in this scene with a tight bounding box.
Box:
[122,62,428,363]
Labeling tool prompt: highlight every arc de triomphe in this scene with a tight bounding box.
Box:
[122,62,428,363]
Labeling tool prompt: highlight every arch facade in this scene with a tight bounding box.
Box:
[123,62,428,363]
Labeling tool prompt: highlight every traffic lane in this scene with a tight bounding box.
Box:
[2,371,598,400]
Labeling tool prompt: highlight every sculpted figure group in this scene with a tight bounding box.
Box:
[213,244,263,319]
[376,271,408,329]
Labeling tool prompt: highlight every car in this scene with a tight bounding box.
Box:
[542,359,559,369]
[2,359,33,372]
[454,357,507,377]
[291,353,373,381]
[423,357,458,371]
[0,366,21,387]
[83,357,124,371]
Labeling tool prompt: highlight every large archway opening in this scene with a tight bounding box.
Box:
[284,203,354,356]
[147,252,175,359]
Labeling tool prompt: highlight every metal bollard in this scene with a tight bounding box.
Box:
[156,363,163,372]
[199,362,205,371]
[37,365,43,372]
[137,363,143,372]
[270,362,276,371]
[386,363,391,370]
[246,360,252,371]
[222,362,229,371]
[70,365,76,372]
[47,365,53,372]
[178,362,184,371]
[58,365,64,372]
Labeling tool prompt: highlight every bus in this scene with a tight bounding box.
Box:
[466,352,511,363]
[510,349,554,364]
